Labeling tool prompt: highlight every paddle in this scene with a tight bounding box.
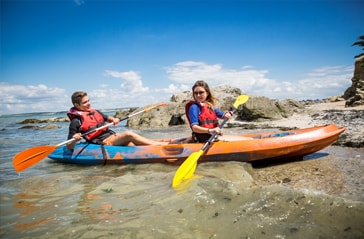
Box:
[13,103,166,172]
[172,95,249,188]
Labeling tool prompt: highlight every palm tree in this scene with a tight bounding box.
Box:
[352,35,364,59]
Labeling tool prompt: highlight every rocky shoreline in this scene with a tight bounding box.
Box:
[17,98,363,148]
[228,101,364,148]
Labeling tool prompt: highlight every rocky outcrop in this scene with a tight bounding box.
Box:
[344,56,364,107]
[19,124,59,130]
[126,85,243,129]
[236,97,305,121]
[18,118,69,124]
[126,85,304,129]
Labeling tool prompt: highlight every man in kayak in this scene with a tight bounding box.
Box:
[67,91,168,150]
[186,80,251,143]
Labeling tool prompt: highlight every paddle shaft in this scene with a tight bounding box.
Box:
[200,108,237,151]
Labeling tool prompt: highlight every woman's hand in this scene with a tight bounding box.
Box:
[223,110,234,119]
[208,127,222,135]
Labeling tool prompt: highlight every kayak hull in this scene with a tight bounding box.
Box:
[48,124,345,165]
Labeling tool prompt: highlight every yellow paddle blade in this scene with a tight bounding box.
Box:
[172,150,203,188]
[233,95,249,109]
[171,94,250,189]
[173,174,204,194]
[13,146,57,172]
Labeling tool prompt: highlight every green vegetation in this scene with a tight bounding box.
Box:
[352,35,364,59]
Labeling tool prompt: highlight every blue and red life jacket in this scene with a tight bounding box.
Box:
[185,101,219,142]
[67,108,108,141]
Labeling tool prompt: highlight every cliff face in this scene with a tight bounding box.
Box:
[344,56,364,107]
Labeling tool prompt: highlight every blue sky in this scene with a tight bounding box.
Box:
[1,0,363,115]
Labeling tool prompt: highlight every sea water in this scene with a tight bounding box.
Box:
[0,111,363,239]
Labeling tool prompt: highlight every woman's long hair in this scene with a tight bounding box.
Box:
[192,80,216,107]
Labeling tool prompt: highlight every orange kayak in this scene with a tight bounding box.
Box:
[48,124,345,165]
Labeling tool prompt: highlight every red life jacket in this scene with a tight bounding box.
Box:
[185,101,220,129]
[185,101,220,143]
[67,108,108,140]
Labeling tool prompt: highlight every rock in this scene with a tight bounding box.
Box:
[311,109,364,148]
[114,108,138,120]
[327,96,345,102]
[222,90,303,121]
[17,117,69,124]
[19,124,59,130]
[344,56,364,107]
[127,85,303,128]
[276,99,305,118]
[18,118,43,124]
[208,85,242,111]
[237,96,284,121]
[127,103,184,129]
[17,117,68,131]
[127,85,243,129]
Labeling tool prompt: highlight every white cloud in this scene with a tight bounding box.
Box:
[87,88,158,110]
[307,65,352,77]
[74,0,85,6]
[0,82,68,114]
[293,65,353,100]
[165,61,353,100]
[165,61,272,93]
[154,83,190,94]
[0,63,353,115]
[104,70,149,94]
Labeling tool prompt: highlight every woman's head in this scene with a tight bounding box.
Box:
[192,80,216,106]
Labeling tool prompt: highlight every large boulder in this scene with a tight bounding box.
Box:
[127,85,243,129]
[125,85,303,129]
[19,124,59,130]
[17,117,69,124]
[237,96,284,121]
[126,104,175,129]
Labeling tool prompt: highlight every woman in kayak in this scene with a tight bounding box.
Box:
[67,91,168,150]
[186,80,251,143]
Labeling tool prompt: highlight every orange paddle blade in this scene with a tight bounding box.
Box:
[172,150,203,188]
[13,145,57,172]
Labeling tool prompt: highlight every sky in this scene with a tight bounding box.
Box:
[0,0,363,115]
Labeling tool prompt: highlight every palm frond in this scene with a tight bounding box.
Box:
[352,35,364,58]
[354,53,364,59]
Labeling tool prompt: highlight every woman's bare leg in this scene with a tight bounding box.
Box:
[218,135,252,141]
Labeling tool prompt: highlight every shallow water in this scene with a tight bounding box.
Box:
[0,113,363,239]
